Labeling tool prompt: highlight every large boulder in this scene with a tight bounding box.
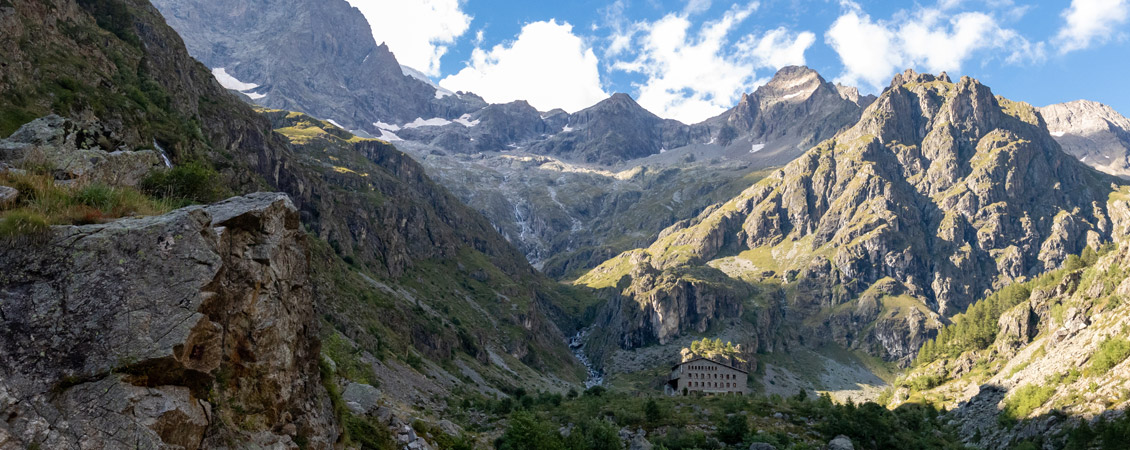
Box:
[826,435,854,450]
[0,115,163,186]
[0,192,338,449]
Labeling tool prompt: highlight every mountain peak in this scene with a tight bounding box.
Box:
[889,68,952,88]
[581,92,651,117]
[762,65,824,96]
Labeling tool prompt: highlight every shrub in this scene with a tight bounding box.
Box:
[497,411,565,450]
[1001,384,1057,420]
[564,419,622,450]
[583,386,607,397]
[716,414,748,445]
[905,374,947,392]
[0,210,49,237]
[644,399,663,424]
[141,162,224,204]
[345,415,397,450]
[1087,338,1130,376]
[74,184,118,211]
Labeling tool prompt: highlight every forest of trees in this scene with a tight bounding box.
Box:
[687,338,742,362]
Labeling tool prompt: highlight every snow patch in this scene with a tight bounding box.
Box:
[778,73,816,90]
[373,121,401,131]
[781,91,804,100]
[751,143,766,153]
[326,119,345,129]
[660,148,667,154]
[453,114,480,127]
[211,68,259,92]
[244,91,267,100]
[378,129,403,141]
[562,125,574,133]
[1051,131,1066,137]
[1081,156,1088,162]
[403,117,453,128]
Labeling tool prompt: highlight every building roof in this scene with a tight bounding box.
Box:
[671,356,749,374]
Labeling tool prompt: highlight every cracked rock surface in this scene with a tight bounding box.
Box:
[0,192,337,450]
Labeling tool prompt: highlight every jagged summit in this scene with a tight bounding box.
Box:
[151,0,485,132]
[696,65,870,165]
[888,68,953,88]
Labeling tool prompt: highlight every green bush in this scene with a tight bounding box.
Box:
[141,162,225,204]
[74,184,118,211]
[905,374,947,392]
[0,210,49,237]
[1001,383,1057,420]
[564,419,622,450]
[497,411,565,450]
[345,415,397,450]
[583,386,607,397]
[644,399,663,423]
[1086,338,1130,376]
[716,414,748,445]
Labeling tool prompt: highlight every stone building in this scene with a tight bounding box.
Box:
[665,357,749,395]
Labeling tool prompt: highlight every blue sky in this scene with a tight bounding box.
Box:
[346,0,1129,123]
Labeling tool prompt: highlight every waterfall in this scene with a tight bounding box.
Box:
[569,329,603,388]
[153,141,173,168]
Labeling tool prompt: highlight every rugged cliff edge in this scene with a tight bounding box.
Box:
[0,192,338,449]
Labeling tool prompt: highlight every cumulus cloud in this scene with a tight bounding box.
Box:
[439,20,608,113]
[739,27,818,70]
[610,2,817,123]
[1055,0,1129,54]
[826,1,1043,92]
[346,0,472,77]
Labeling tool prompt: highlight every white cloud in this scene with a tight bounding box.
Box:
[1055,0,1129,54]
[739,27,817,69]
[684,0,712,15]
[439,20,609,113]
[825,6,902,91]
[346,0,472,77]
[826,1,1043,92]
[610,2,817,123]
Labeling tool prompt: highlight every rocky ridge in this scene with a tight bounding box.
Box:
[1040,100,1130,178]
[579,70,1121,365]
[0,193,338,449]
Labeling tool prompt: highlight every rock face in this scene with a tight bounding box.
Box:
[580,70,1119,364]
[531,93,699,165]
[0,115,163,186]
[0,193,337,449]
[1040,100,1130,178]
[150,0,484,130]
[697,66,874,167]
